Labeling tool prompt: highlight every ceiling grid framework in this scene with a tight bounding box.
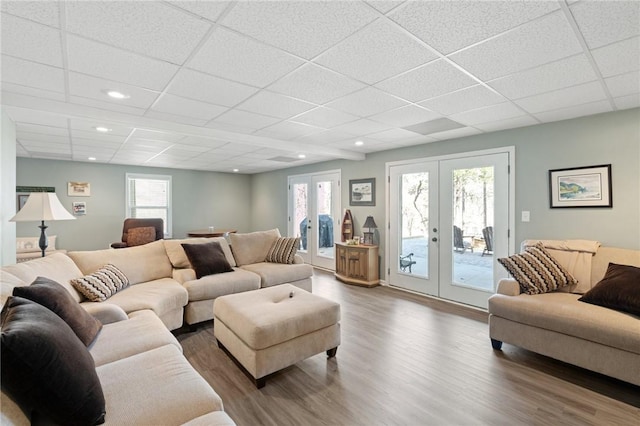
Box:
[1,0,639,174]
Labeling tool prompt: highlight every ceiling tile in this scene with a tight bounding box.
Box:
[268,63,366,105]
[70,129,128,144]
[187,27,304,88]
[570,1,640,49]
[236,90,316,119]
[65,1,211,64]
[316,18,437,84]
[449,12,581,81]
[72,137,123,149]
[614,93,640,110]
[367,127,422,142]
[68,96,147,116]
[1,1,60,27]
[210,109,280,131]
[515,81,607,114]
[450,102,526,126]
[2,83,66,102]
[390,0,559,54]
[166,1,231,22]
[326,87,408,117]
[3,107,68,128]
[295,129,361,144]
[333,118,392,135]
[16,131,70,144]
[534,100,613,123]
[220,1,378,59]
[428,127,482,141]
[375,59,477,102]
[592,36,640,78]
[365,1,405,14]
[254,121,324,140]
[291,107,359,128]
[489,54,598,100]
[605,71,640,98]
[16,123,69,137]
[473,115,538,132]
[66,35,179,91]
[130,129,184,143]
[1,55,64,93]
[167,68,258,108]
[389,135,438,147]
[68,72,161,109]
[144,110,208,127]
[150,93,228,121]
[1,14,62,67]
[419,84,507,115]
[178,137,228,149]
[369,105,441,127]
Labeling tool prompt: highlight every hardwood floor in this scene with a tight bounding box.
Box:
[177,269,639,425]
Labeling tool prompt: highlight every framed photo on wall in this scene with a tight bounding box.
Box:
[17,194,29,212]
[68,182,90,196]
[549,164,612,208]
[72,201,87,215]
[349,178,375,206]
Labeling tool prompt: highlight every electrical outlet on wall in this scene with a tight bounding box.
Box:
[521,211,530,222]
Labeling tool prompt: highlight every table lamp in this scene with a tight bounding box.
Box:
[10,192,75,257]
[363,216,378,245]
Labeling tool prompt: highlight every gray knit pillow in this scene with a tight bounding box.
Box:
[266,237,300,264]
[498,243,577,295]
[71,264,129,302]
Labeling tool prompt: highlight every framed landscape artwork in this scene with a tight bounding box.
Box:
[549,164,612,208]
[349,178,375,206]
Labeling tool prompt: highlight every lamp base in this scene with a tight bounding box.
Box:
[38,220,48,257]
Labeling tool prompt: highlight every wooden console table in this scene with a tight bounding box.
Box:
[335,242,379,287]
[187,229,237,238]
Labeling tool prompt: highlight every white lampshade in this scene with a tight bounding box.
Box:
[10,192,76,222]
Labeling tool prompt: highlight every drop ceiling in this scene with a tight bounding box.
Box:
[1,0,638,174]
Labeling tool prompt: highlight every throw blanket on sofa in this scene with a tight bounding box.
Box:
[522,239,601,293]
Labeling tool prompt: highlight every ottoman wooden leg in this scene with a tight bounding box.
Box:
[326,347,338,358]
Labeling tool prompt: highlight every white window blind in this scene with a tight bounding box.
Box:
[125,173,172,238]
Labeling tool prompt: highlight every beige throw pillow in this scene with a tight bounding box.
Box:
[229,229,281,266]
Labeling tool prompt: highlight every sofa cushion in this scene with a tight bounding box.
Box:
[0,296,106,425]
[13,276,102,346]
[266,237,300,264]
[2,253,84,302]
[182,267,261,302]
[164,237,236,268]
[497,243,576,295]
[71,264,130,302]
[182,241,234,279]
[240,262,313,288]
[90,310,181,367]
[579,263,640,316]
[229,229,280,266]
[68,240,173,285]
[488,292,640,354]
[96,345,223,425]
[126,226,156,247]
[102,278,188,318]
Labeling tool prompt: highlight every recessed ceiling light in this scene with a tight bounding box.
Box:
[233,168,239,173]
[88,157,96,161]
[298,154,306,159]
[103,89,130,100]
[94,126,111,132]
[355,140,364,146]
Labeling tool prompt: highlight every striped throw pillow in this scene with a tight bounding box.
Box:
[265,237,300,264]
[498,243,577,295]
[71,264,130,302]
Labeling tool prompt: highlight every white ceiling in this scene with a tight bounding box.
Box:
[2,0,639,174]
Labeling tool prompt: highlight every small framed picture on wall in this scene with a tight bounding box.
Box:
[72,201,87,215]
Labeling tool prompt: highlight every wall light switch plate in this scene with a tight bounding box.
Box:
[521,211,530,222]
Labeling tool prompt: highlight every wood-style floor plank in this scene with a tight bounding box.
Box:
[177,269,640,426]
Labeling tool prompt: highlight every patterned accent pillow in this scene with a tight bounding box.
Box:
[70,264,130,302]
[127,226,157,246]
[497,243,577,295]
[266,237,300,264]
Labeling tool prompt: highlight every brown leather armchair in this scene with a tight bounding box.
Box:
[111,218,164,249]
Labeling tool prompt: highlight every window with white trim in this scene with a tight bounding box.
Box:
[125,173,172,238]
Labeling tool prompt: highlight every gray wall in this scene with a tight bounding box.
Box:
[251,108,640,275]
[16,159,252,251]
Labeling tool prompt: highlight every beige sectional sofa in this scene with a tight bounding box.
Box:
[488,245,640,386]
[1,229,313,424]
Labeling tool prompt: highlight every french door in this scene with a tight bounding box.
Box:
[388,150,513,309]
[288,171,341,270]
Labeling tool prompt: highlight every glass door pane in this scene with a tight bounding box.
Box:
[400,172,429,278]
[293,182,308,253]
[315,180,334,260]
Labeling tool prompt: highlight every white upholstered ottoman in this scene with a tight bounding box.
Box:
[213,284,340,388]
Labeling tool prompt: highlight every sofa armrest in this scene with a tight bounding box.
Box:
[293,254,304,264]
[496,279,521,296]
[82,302,128,324]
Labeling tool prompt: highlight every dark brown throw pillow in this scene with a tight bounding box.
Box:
[13,276,103,346]
[127,226,157,246]
[0,296,106,425]
[578,263,640,316]
[182,241,234,279]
